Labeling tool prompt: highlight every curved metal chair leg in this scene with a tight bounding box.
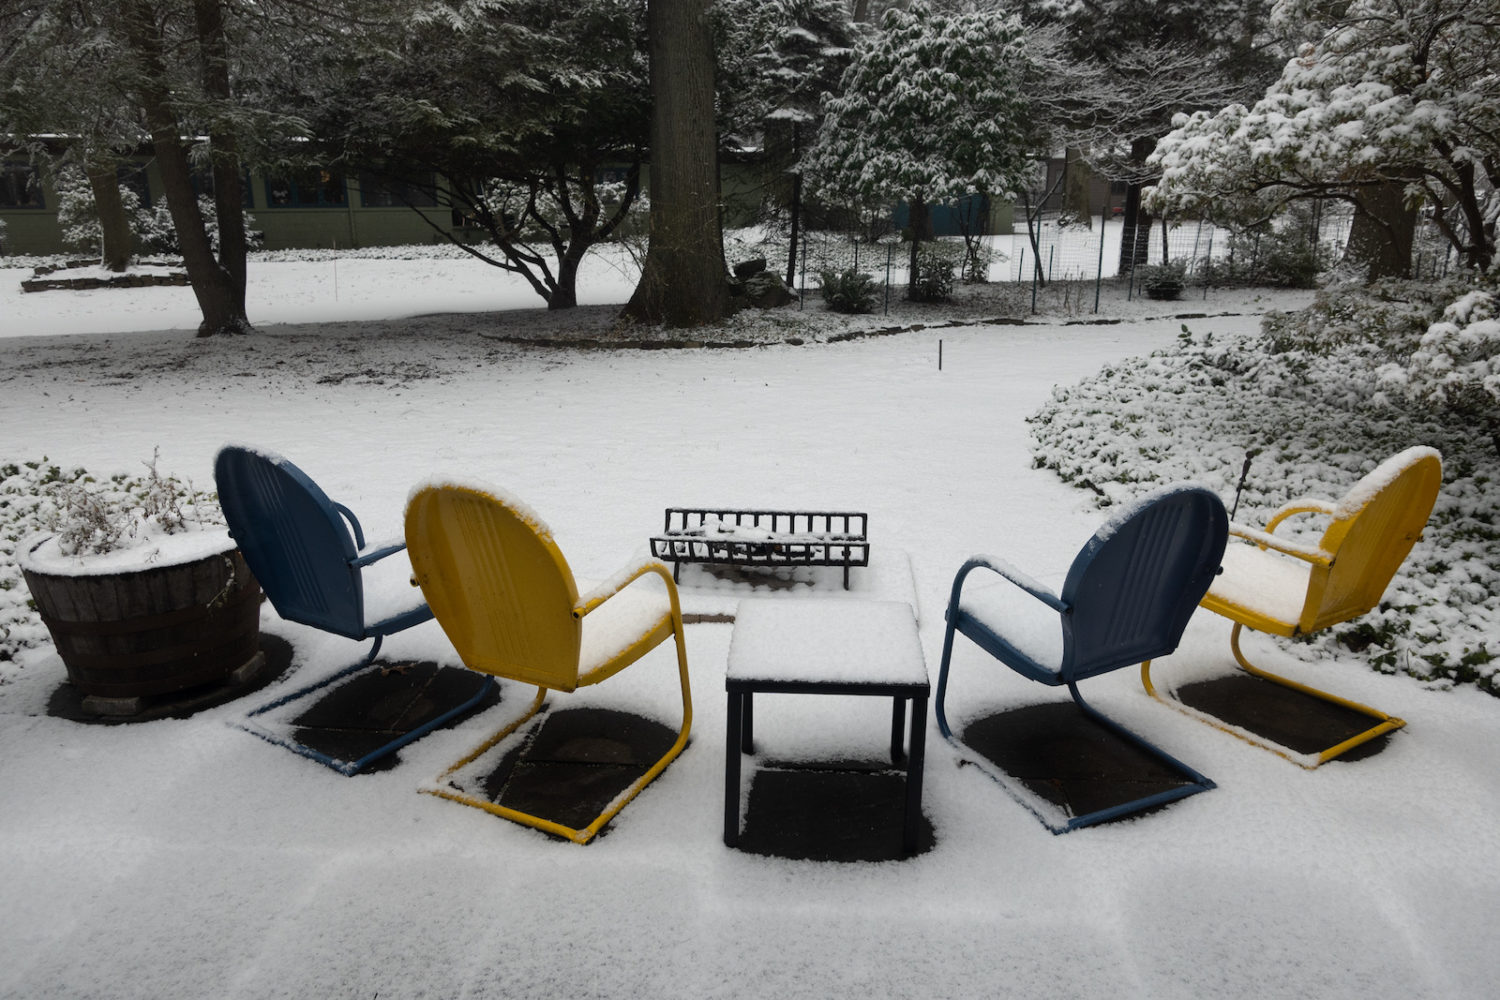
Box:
[1143,624,1405,767]
[425,613,695,844]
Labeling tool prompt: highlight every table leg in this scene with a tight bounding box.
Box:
[890,697,907,764]
[741,691,754,754]
[725,690,743,847]
[903,693,928,855]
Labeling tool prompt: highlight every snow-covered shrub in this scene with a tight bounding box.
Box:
[1380,289,1500,458]
[53,165,150,256]
[819,268,877,314]
[139,195,264,255]
[1029,321,1500,694]
[960,237,992,284]
[909,246,955,303]
[1208,215,1328,289]
[1261,277,1467,356]
[1135,262,1185,300]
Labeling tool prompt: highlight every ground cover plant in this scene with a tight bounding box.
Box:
[1030,281,1500,692]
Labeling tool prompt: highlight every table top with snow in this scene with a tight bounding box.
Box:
[726,598,927,688]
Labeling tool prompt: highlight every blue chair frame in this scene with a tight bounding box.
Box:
[215,445,493,774]
[935,485,1228,832]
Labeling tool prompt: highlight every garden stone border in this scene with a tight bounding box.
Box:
[22,258,190,293]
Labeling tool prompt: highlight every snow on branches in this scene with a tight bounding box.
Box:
[803,0,1033,210]
[1148,0,1500,272]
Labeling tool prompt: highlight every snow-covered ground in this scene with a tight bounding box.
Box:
[0,248,1494,999]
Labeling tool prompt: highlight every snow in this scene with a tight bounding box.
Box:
[727,599,926,686]
[18,523,236,576]
[0,249,1497,999]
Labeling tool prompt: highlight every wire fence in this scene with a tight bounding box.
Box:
[732,199,1464,315]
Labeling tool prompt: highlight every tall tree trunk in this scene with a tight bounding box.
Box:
[194,0,248,321]
[85,162,132,271]
[1061,147,1092,229]
[1345,181,1416,281]
[785,123,802,288]
[1117,137,1156,274]
[622,0,728,328]
[906,194,932,295]
[118,1,249,336]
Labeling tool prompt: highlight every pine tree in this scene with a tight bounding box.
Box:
[803,0,1034,290]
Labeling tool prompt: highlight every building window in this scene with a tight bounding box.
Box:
[191,168,255,209]
[265,169,347,208]
[359,173,437,208]
[1,162,45,208]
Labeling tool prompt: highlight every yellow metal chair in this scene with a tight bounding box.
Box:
[1142,446,1442,766]
[405,480,692,843]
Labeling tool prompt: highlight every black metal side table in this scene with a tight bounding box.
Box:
[724,598,929,855]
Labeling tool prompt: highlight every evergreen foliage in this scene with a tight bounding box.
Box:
[1149,0,1500,274]
[818,268,877,314]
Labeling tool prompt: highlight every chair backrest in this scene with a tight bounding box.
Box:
[405,481,583,691]
[214,445,366,638]
[1299,446,1442,633]
[1060,485,1229,682]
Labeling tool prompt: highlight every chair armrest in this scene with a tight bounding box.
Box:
[1227,524,1334,566]
[953,554,1068,614]
[333,501,367,549]
[1263,499,1336,535]
[573,558,677,620]
[352,538,407,568]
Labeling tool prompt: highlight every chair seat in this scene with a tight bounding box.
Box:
[1204,542,1312,634]
[956,576,1063,675]
[577,572,673,677]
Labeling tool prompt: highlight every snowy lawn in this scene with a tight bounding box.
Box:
[0,249,1495,999]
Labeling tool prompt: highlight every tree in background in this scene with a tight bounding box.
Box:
[622,0,729,327]
[712,0,854,285]
[1011,0,1278,272]
[0,0,325,334]
[1148,0,1500,281]
[804,0,1034,292]
[1,2,155,271]
[295,0,650,311]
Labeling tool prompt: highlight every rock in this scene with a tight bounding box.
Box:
[742,271,795,308]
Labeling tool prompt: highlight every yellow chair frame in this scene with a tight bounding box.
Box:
[405,481,692,843]
[1142,447,1442,767]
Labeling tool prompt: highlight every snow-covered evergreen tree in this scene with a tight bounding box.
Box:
[1148,0,1500,278]
[804,0,1033,290]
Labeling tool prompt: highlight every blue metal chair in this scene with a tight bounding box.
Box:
[215,445,493,774]
[935,484,1228,832]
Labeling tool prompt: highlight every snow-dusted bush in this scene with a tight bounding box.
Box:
[139,195,264,255]
[52,165,261,258]
[1208,214,1328,289]
[1029,321,1500,693]
[819,268,877,314]
[909,246,955,303]
[1380,290,1500,457]
[53,165,150,255]
[1135,262,1185,300]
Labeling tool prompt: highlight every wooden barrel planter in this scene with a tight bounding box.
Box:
[21,537,262,701]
